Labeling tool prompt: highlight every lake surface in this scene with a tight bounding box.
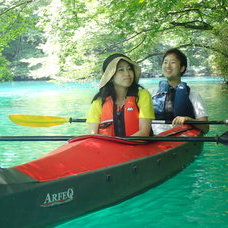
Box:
[0,78,227,227]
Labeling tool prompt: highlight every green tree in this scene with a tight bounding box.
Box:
[0,0,49,81]
[0,0,38,80]
[56,0,228,79]
[1,0,227,81]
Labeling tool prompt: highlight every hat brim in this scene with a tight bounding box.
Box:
[99,57,141,89]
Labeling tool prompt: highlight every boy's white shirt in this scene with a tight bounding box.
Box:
[150,89,209,135]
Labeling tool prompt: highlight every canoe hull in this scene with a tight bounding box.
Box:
[0,127,203,227]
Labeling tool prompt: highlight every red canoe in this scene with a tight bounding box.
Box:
[0,125,203,227]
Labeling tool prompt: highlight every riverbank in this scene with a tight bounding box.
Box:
[9,75,228,84]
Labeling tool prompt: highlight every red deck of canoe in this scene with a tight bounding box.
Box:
[13,125,200,182]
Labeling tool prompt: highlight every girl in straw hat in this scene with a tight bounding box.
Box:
[86,53,155,137]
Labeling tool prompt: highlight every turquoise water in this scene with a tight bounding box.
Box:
[0,78,227,227]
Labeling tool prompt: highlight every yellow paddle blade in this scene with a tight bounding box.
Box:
[9,114,69,127]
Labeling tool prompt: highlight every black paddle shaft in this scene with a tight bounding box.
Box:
[70,119,228,125]
[0,131,227,145]
[150,120,228,125]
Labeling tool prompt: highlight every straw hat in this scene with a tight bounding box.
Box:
[99,55,141,89]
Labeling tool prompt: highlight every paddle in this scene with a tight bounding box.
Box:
[9,114,86,127]
[9,114,228,127]
[0,132,227,146]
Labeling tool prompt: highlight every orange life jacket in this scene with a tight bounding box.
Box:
[98,96,139,136]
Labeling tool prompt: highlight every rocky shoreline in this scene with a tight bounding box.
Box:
[12,76,52,81]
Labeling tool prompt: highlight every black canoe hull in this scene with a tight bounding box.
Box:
[0,140,203,227]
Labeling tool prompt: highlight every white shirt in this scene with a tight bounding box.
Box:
[151,90,209,135]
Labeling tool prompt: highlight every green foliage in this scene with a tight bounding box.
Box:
[0,1,36,49]
[0,56,13,81]
[1,0,228,80]
[52,0,228,79]
[210,22,228,78]
[0,0,39,79]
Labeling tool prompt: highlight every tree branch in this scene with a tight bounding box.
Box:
[180,43,228,58]
[137,51,164,63]
[0,0,34,16]
[138,43,228,63]
[168,8,201,15]
[125,35,147,54]
[170,21,213,30]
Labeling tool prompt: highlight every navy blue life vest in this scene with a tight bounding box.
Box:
[152,80,195,120]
